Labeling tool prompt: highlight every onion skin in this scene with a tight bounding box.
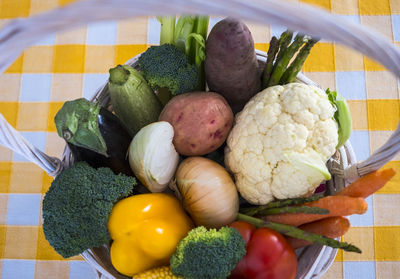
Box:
[175,157,239,228]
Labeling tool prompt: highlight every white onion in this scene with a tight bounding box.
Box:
[128,121,179,192]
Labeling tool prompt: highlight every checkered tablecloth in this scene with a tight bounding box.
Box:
[0,0,399,278]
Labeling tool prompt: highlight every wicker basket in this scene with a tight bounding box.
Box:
[73,52,358,279]
[0,1,400,279]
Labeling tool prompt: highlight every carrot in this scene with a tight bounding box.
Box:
[286,216,350,249]
[337,168,396,198]
[263,195,368,226]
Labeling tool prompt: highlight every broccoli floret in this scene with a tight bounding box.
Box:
[170,226,246,279]
[42,162,136,258]
[138,44,198,95]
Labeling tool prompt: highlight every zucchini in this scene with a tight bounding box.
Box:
[108,65,162,136]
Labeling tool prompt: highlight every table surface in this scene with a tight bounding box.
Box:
[0,0,399,278]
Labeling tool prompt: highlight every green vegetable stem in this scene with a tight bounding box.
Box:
[157,15,209,90]
[263,30,319,88]
[157,16,176,45]
[236,213,361,253]
[268,33,308,87]
[174,16,196,54]
[189,16,209,90]
[242,205,329,216]
[280,38,319,84]
[275,30,293,65]
[262,36,279,88]
[241,194,325,216]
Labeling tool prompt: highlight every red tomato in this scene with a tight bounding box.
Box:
[229,221,298,279]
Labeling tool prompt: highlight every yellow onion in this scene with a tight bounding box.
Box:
[173,156,239,228]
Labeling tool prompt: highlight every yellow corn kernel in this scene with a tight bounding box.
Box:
[132,266,182,279]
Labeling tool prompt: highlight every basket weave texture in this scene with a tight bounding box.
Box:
[0,1,399,279]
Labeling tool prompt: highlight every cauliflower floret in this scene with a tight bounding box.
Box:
[310,119,339,160]
[225,83,338,205]
[271,161,310,199]
[236,172,274,205]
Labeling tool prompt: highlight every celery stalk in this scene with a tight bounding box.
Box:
[157,16,176,45]
[174,16,196,54]
[157,15,209,91]
[189,16,209,90]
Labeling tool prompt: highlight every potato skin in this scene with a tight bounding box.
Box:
[205,17,261,113]
[159,92,233,156]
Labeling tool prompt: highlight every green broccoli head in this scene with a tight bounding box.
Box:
[138,44,198,95]
[170,226,246,279]
[42,162,136,258]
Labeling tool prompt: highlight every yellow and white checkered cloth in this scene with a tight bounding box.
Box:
[0,0,399,278]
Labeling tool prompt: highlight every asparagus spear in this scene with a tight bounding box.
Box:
[250,205,329,216]
[241,194,324,216]
[267,34,308,87]
[275,30,293,64]
[262,30,292,88]
[262,36,279,88]
[279,37,319,84]
[237,213,362,253]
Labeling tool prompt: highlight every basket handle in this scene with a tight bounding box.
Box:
[0,113,63,176]
[1,0,400,76]
[340,123,400,183]
[0,0,399,181]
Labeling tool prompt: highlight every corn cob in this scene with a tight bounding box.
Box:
[132,266,182,279]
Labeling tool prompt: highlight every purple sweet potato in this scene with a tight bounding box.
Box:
[205,17,261,113]
[159,92,233,156]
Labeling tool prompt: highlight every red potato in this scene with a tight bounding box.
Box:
[159,92,233,156]
[205,17,261,113]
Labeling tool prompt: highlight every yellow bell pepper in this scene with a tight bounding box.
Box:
[107,193,193,276]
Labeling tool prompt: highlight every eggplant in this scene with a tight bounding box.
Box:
[67,107,133,176]
[54,98,133,176]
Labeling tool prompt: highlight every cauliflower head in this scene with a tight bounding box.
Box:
[225,83,338,205]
